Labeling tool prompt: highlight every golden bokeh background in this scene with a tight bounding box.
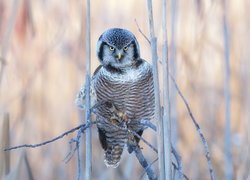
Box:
[0,0,249,179]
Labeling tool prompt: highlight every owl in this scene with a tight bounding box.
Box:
[76,28,155,168]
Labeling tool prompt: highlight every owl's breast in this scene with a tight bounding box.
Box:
[93,65,155,122]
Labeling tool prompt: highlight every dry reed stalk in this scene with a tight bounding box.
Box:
[222,0,233,179]
[0,113,10,178]
[84,0,92,179]
[146,0,165,179]
[162,0,172,179]
[4,151,26,180]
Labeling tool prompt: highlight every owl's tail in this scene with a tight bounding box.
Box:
[104,145,124,168]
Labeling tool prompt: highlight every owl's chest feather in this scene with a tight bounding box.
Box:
[93,66,155,120]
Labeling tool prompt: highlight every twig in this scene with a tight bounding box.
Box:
[63,120,95,164]
[134,145,157,180]
[76,126,83,180]
[4,122,94,151]
[140,158,158,180]
[172,162,189,180]
[146,1,165,179]
[140,157,189,180]
[134,19,151,45]
[129,130,158,153]
[170,74,215,180]
[140,119,157,131]
[140,120,185,179]
[172,144,183,179]
[63,139,79,163]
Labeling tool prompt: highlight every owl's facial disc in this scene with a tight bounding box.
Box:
[97,28,141,72]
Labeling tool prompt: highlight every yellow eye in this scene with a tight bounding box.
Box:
[123,46,128,51]
[109,46,115,51]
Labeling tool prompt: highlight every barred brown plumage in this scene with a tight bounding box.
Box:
[76,28,155,168]
[93,59,155,168]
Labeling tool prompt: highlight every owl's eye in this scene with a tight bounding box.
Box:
[123,46,128,51]
[109,46,115,51]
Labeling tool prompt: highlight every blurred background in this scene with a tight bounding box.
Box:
[0,0,249,179]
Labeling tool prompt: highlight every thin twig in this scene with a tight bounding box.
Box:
[129,130,158,153]
[170,74,215,180]
[140,157,189,180]
[63,139,79,163]
[4,122,94,151]
[134,19,151,45]
[140,119,185,179]
[76,126,83,180]
[63,121,95,164]
[172,162,189,180]
[140,119,157,131]
[172,144,183,179]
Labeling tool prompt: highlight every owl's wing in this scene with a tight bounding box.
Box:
[75,65,102,109]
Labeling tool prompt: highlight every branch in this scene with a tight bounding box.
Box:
[171,162,189,180]
[140,156,189,180]
[134,19,151,45]
[4,122,94,151]
[129,130,158,153]
[171,143,183,179]
[140,119,157,131]
[170,74,215,180]
[139,120,185,179]
[134,145,157,180]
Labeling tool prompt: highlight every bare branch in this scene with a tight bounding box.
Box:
[171,144,183,179]
[129,130,158,153]
[134,145,157,180]
[140,119,157,131]
[4,122,94,151]
[171,162,189,180]
[76,126,83,180]
[170,74,215,180]
[140,119,185,179]
[134,19,151,45]
[140,158,158,180]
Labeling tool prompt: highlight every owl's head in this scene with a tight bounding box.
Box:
[97,28,140,72]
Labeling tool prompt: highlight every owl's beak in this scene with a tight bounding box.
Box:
[116,52,123,60]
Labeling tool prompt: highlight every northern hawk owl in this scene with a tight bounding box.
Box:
[76,28,155,168]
